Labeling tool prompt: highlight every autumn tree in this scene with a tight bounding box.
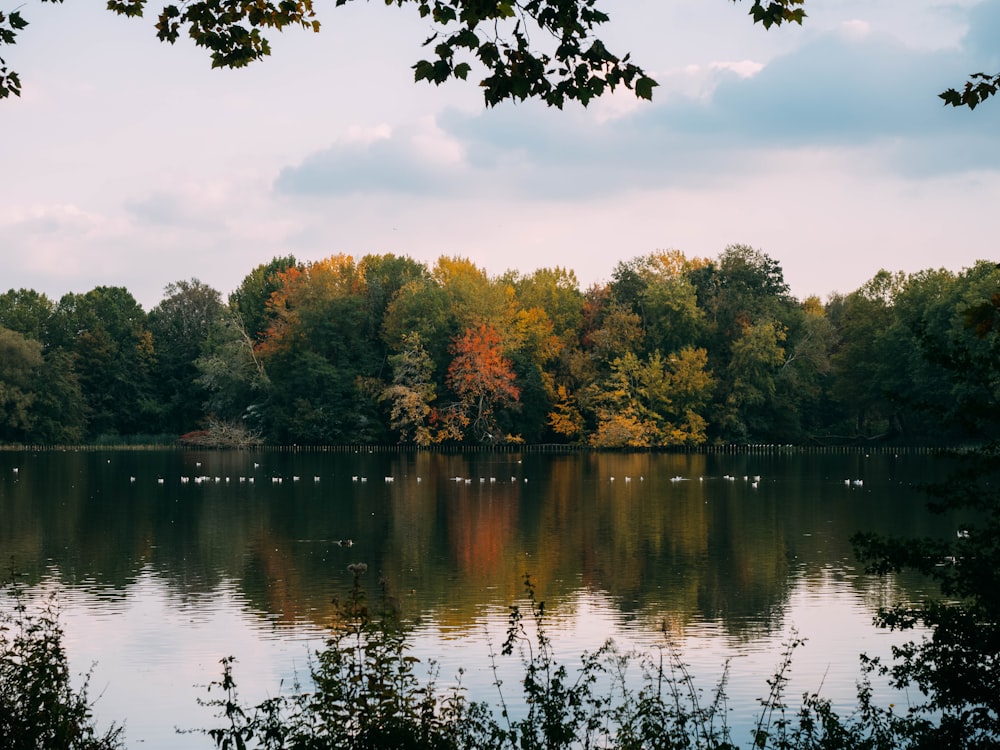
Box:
[228,255,299,344]
[445,323,520,443]
[257,255,385,443]
[585,347,713,448]
[510,267,584,348]
[548,384,584,441]
[584,300,645,365]
[379,332,438,445]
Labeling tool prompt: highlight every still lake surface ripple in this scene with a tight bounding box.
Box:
[1,448,957,748]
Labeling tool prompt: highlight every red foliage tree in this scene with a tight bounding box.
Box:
[445,323,520,442]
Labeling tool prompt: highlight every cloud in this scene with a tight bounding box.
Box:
[695,34,979,143]
[268,1,1000,205]
[961,0,1000,65]
[124,187,230,230]
[441,12,1000,190]
[274,120,467,196]
[260,0,1000,209]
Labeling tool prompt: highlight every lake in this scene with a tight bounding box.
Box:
[0,447,956,748]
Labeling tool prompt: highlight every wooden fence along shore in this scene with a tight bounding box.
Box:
[0,443,945,455]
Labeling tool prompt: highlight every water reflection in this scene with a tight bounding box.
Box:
[0,448,950,748]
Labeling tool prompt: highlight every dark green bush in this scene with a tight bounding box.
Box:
[198,570,922,750]
[0,586,124,750]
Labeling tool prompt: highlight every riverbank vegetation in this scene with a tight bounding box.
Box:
[196,571,899,750]
[0,587,123,750]
[2,248,997,449]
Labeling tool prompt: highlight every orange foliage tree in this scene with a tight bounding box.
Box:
[445,323,520,443]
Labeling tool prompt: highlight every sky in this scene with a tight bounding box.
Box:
[3,0,1000,311]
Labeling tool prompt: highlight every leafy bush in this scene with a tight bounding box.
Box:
[199,570,916,750]
[0,586,124,750]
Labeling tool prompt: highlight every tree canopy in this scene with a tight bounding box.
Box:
[2,248,998,448]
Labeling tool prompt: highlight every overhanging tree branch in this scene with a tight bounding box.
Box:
[3,0,993,111]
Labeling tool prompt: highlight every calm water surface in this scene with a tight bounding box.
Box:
[0,448,957,748]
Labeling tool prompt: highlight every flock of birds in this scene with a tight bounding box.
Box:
[7,464,871,491]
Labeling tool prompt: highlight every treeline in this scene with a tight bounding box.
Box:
[1,246,997,446]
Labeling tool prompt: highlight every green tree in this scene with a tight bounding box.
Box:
[0,292,88,443]
[7,1,994,112]
[147,278,223,434]
[771,295,836,441]
[0,288,55,343]
[610,250,708,356]
[0,326,42,441]
[28,348,87,444]
[381,276,454,372]
[690,244,792,348]
[720,319,786,441]
[827,270,905,440]
[195,306,270,430]
[433,256,518,337]
[883,262,1000,441]
[49,286,156,438]
[505,306,562,443]
[359,254,430,352]
[852,278,1000,747]
[511,267,584,347]
[689,245,796,442]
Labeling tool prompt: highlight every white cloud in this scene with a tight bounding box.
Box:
[708,60,765,78]
[839,19,872,39]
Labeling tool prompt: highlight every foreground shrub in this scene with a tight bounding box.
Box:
[198,570,921,750]
[0,585,124,750]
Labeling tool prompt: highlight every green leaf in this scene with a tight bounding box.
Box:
[413,59,434,82]
[635,75,657,101]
